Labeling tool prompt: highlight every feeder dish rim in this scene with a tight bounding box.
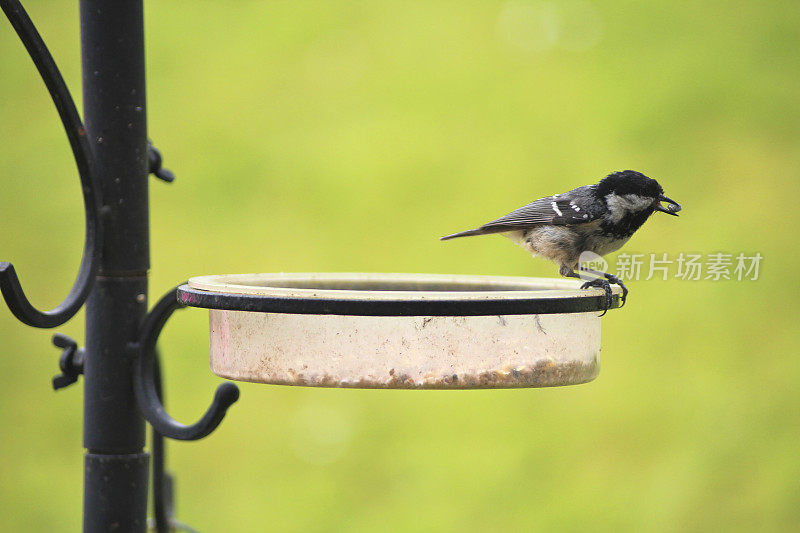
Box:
[178,273,621,316]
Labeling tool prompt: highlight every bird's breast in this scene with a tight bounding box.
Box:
[582,232,630,257]
[516,226,582,265]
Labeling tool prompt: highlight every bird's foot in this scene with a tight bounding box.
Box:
[580,278,613,316]
[604,273,628,307]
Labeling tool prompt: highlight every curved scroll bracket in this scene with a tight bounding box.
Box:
[1,0,101,328]
[134,285,239,441]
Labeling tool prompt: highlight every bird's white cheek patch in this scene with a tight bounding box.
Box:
[605,194,653,223]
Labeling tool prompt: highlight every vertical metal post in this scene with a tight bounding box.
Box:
[80,0,150,531]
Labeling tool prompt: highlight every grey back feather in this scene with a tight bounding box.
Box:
[440,185,602,240]
[480,185,600,227]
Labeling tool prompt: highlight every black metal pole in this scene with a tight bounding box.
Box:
[80,0,150,530]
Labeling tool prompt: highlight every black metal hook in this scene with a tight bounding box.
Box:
[0,0,101,328]
[134,285,239,441]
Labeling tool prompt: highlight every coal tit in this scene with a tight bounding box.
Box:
[441,170,681,313]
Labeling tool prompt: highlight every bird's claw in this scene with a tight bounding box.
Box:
[580,273,629,315]
[580,278,613,316]
[604,274,628,307]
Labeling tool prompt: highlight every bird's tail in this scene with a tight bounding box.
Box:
[439,228,486,241]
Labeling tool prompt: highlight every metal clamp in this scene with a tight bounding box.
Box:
[51,333,84,390]
[148,141,175,183]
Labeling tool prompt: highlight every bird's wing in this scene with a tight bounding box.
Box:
[478,185,600,230]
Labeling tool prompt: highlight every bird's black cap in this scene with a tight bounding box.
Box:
[596,170,663,198]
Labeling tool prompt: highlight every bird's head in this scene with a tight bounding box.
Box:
[596,170,681,219]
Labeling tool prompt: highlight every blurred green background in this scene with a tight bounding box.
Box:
[1,0,799,531]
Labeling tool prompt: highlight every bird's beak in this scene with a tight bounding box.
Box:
[656,194,681,216]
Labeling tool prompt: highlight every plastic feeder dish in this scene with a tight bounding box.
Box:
[177,273,622,389]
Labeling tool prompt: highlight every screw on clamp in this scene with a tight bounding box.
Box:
[52,333,85,390]
[148,141,175,183]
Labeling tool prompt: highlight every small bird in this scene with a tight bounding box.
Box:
[441,170,681,313]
